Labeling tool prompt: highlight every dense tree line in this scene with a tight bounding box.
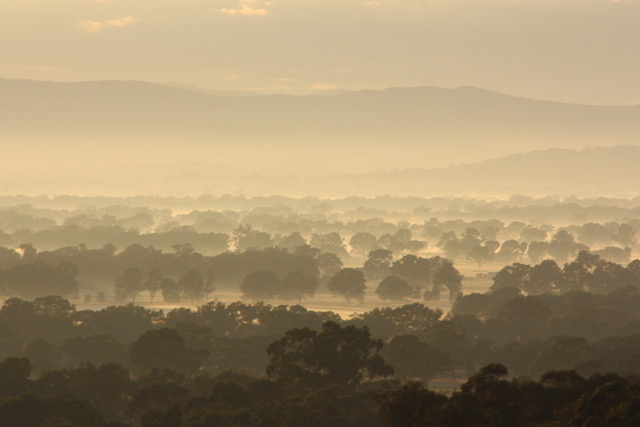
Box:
[0,198,636,269]
[0,243,469,306]
[0,264,638,425]
[1,278,638,387]
[491,251,640,295]
[0,330,638,425]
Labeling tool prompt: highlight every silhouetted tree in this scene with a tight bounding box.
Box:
[328,268,367,303]
[376,276,414,301]
[161,278,181,303]
[316,252,343,278]
[144,268,163,303]
[240,271,281,301]
[179,269,215,305]
[3,261,78,300]
[129,328,208,376]
[362,249,393,282]
[114,267,145,303]
[279,270,318,301]
[266,321,393,388]
[349,232,378,257]
[382,334,452,382]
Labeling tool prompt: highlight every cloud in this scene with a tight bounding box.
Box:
[107,16,137,27]
[219,1,270,16]
[311,83,338,91]
[362,1,387,9]
[77,16,137,33]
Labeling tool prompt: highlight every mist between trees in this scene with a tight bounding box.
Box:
[0,194,638,425]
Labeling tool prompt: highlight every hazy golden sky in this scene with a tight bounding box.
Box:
[1,0,639,104]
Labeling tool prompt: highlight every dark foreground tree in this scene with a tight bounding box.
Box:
[376,381,448,427]
[266,321,393,388]
[382,334,452,382]
[129,328,208,376]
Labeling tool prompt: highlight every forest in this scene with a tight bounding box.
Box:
[0,195,638,426]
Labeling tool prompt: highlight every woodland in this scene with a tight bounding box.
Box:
[0,195,638,426]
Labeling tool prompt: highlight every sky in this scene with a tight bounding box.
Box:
[1,0,639,105]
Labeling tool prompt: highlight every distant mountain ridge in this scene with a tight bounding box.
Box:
[1,78,639,172]
[341,145,640,196]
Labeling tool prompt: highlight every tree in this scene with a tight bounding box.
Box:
[382,334,452,382]
[328,268,366,303]
[378,231,411,254]
[279,270,318,301]
[376,381,448,427]
[491,263,532,292]
[179,269,215,306]
[0,357,32,399]
[496,239,522,263]
[592,246,632,264]
[233,225,273,251]
[520,226,547,242]
[129,328,208,375]
[3,261,78,300]
[497,296,552,342]
[59,334,127,367]
[533,337,593,375]
[467,244,495,267]
[171,242,195,257]
[277,232,306,252]
[240,271,281,301]
[549,230,587,263]
[391,254,442,289]
[161,278,181,303]
[265,321,393,388]
[310,233,348,258]
[351,303,443,337]
[349,232,378,257]
[437,231,464,260]
[612,223,636,247]
[525,259,562,294]
[376,276,415,301]
[113,267,145,303]
[316,252,343,278]
[362,249,393,282]
[528,241,550,263]
[577,223,611,247]
[427,261,463,302]
[144,268,163,303]
[33,295,75,317]
[127,383,188,422]
[24,338,60,374]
